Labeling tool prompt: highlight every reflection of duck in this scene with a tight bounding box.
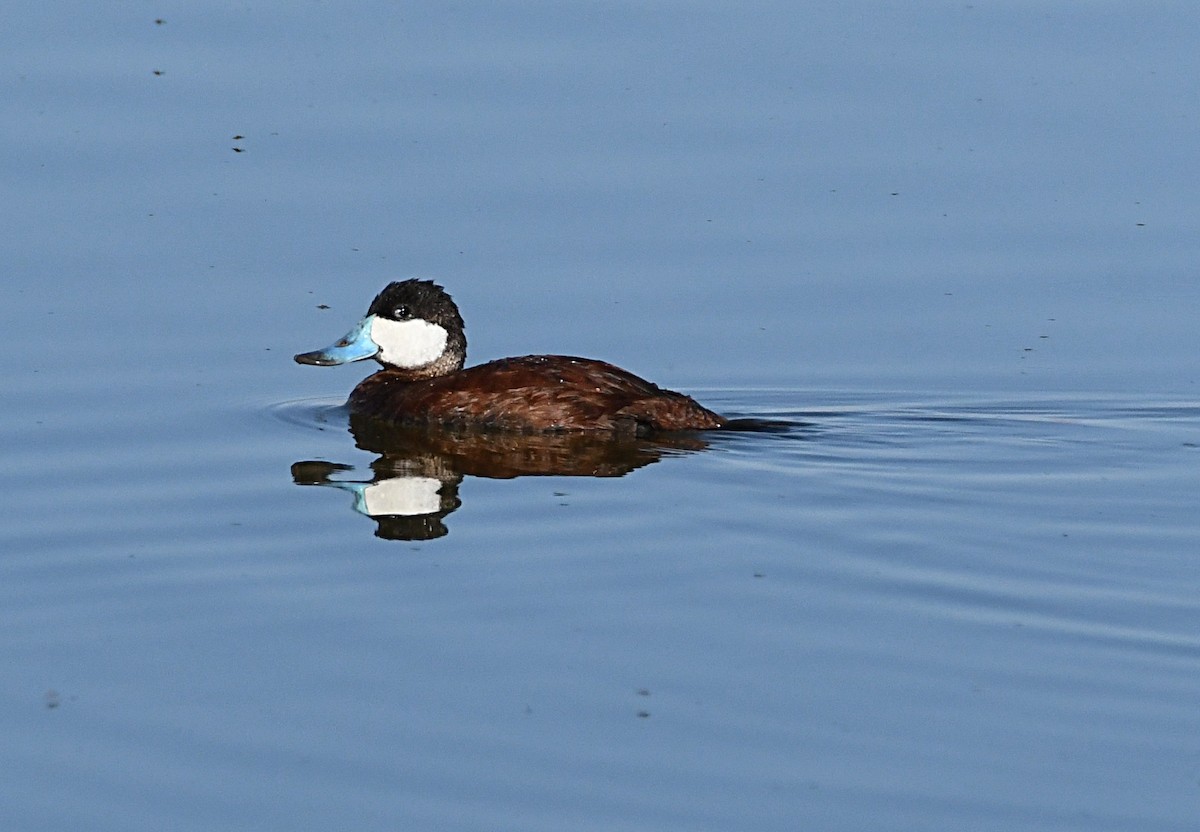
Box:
[295,280,725,434]
[292,420,712,540]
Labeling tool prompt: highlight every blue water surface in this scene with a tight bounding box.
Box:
[2,3,1199,831]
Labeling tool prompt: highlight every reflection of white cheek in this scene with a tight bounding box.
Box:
[370,318,448,368]
[361,477,443,516]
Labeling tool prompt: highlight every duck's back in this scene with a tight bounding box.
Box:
[349,355,725,434]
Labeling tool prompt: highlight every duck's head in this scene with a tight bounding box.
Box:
[295,279,467,379]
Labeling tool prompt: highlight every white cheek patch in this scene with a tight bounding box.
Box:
[359,476,443,517]
[369,317,448,368]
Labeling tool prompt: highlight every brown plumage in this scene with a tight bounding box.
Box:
[349,354,725,435]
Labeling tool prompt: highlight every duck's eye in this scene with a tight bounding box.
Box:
[393,305,411,320]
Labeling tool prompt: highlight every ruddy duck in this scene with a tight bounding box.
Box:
[295,280,726,434]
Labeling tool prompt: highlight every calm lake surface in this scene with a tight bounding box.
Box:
[3,3,1199,830]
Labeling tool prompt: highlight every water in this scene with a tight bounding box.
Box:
[3,2,1200,830]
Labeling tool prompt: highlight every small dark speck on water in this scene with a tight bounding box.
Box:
[152,70,164,76]
[45,690,60,709]
[317,304,330,310]
[233,135,244,140]
[637,711,650,718]
[154,18,165,25]
[232,147,244,153]
[636,689,650,697]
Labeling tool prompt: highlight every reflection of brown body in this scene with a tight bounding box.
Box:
[349,355,726,436]
[349,412,712,478]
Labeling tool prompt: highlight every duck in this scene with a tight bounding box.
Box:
[294,279,726,435]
